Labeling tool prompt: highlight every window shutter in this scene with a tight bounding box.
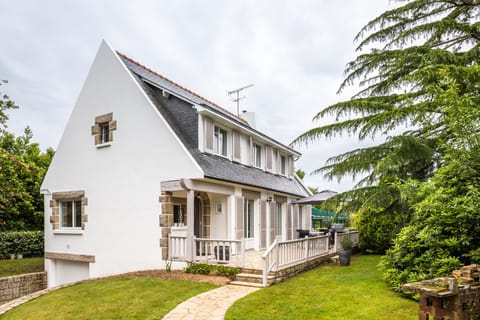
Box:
[233,130,241,162]
[289,156,294,178]
[235,196,244,240]
[269,202,275,245]
[204,118,214,152]
[249,137,254,165]
[260,200,267,249]
[266,146,273,171]
[292,205,299,239]
[286,204,292,240]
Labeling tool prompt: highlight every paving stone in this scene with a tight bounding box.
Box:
[162,284,259,320]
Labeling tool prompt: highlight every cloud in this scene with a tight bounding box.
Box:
[0,0,392,191]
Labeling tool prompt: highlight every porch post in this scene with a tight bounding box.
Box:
[186,189,195,262]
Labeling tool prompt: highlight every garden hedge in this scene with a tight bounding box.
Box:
[0,231,44,258]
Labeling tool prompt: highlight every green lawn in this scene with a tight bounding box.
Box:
[0,257,44,277]
[225,255,418,320]
[2,256,418,319]
[1,277,217,320]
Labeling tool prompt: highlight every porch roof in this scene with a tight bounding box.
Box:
[293,190,338,204]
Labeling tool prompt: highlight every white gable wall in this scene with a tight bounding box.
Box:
[42,41,203,287]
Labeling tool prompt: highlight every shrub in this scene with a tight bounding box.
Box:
[381,156,480,294]
[0,231,44,258]
[184,264,239,279]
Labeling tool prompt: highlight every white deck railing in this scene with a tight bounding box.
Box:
[168,235,245,267]
[194,237,245,267]
[262,231,359,286]
[168,234,188,261]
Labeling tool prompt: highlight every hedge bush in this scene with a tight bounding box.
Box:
[0,231,44,258]
[183,264,239,279]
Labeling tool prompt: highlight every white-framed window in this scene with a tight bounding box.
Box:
[60,200,82,229]
[275,202,283,236]
[280,155,287,175]
[214,125,228,156]
[253,143,262,168]
[244,199,254,238]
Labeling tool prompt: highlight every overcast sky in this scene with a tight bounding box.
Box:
[1,0,393,192]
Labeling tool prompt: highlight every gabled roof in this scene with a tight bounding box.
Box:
[117,52,310,197]
[118,52,300,156]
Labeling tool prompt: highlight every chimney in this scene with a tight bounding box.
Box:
[241,111,256,128]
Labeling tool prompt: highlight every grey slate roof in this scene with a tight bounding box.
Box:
[293,190,338,204]
[118,53,310,197]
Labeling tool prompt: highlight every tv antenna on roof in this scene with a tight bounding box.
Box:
[227,84,254,116]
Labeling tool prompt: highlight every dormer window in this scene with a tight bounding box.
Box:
[214,126,228,156]
[253,143,262,168]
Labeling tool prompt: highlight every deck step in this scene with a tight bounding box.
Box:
[230,281,265,288]
[235,273,275,285]
[238,267,263,275]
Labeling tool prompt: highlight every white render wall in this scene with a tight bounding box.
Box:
[41,41,203,287]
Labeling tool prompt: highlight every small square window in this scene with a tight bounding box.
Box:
[91,113,116,147]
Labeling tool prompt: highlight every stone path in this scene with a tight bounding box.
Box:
[162,284,259,320]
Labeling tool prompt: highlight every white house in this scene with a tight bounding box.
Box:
[41,40,311,288]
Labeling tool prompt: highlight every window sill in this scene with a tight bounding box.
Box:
[96,142,112,149]
[54,229,84,235]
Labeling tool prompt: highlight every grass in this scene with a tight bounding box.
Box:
[225,255,417,320]
[0,257,44,277]
[1,277,217,320]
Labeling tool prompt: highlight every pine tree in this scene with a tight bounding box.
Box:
[292,0,480,252]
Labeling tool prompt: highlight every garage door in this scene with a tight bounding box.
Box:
[56,260,89,286]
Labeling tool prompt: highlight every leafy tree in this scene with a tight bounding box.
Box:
[0,91,53,231]
[292,0,480,252]
[380,64,480,293]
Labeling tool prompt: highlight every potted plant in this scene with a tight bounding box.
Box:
[339,235,353,266]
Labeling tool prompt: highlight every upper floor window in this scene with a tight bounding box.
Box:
[253,143,262,168]
[91,112,117,147]
[280,155,287,175]
[214,126,228,156]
